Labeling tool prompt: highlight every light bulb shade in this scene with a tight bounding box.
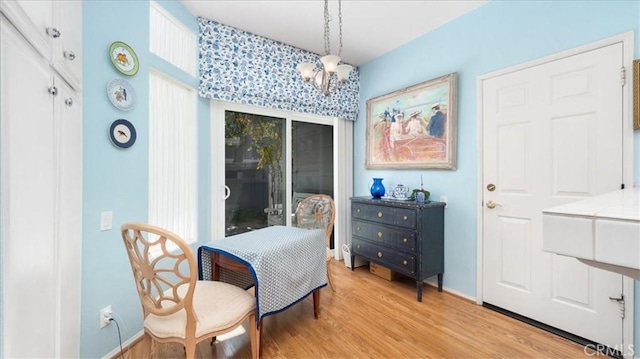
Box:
[320,55,341,73]
[297,62,315,80]
[336,64,353,82]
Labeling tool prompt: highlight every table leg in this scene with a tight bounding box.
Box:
[313,289,320,318]
[350,254,355,271]
[437,273,443,292]
[210,252,221,281]
[416,281,423,302]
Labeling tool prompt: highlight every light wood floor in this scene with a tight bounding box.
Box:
[121,260,586,358]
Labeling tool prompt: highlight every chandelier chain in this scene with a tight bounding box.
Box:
[323,0,330,55]
[338,0,343,56]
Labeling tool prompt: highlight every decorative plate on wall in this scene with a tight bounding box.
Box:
[107,78,136,111]
[109,41,139,76]
[109,119,137,149]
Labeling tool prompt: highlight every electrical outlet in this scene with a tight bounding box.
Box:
[100,305,113,329]
[440,195,448,208]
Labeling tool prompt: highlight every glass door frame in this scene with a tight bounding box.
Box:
[210,100,351,259]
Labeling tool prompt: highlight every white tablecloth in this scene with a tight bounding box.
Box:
[198,226,327,321]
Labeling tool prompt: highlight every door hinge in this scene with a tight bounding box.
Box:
[609,294,625,319]
[620,67,626,86]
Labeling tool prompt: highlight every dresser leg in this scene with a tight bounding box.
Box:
[350,255,355,271]
[416,281,423,302]
[437,273,443,292]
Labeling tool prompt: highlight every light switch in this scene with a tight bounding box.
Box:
[100,211,113,231]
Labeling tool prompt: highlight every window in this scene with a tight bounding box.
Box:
[150,1,197,76]
[149,71,197,246]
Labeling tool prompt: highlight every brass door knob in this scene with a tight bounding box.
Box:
[486,200,501,209]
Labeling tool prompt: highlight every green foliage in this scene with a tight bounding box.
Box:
[225,112,283,175]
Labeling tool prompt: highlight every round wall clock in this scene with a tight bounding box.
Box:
[109,41,139,76]
[109,119,137,149]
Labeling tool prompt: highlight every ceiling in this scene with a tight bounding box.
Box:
[180,0,487,66]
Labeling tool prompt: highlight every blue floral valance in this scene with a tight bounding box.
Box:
[198,18,359,121]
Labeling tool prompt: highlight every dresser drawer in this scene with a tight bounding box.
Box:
[352,203,417,229]
[352,238,416,277]
[352,219,416,253]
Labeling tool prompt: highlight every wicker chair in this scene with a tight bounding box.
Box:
[294,194,336,292]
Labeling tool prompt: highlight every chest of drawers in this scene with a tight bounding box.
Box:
[350,197,445,301]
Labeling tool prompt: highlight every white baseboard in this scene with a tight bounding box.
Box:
[102,329,144,359]
[423,279,476,302]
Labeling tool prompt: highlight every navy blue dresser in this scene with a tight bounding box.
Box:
[350,196,445,301]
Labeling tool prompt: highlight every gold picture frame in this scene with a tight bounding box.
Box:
[634,59,640,130]
[365,72,458,170]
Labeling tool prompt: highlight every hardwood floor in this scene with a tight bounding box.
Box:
[120,260,586,358]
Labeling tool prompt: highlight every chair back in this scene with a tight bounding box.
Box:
[294,194,335,247]
[121,223,197,318]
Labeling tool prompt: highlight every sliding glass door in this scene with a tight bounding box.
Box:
[223,111,286,235]
[212,104,335,239]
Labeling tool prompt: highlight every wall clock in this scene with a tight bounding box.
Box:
[109,41,139,76]
[109,119,137,149]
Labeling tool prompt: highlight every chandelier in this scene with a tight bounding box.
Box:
[297,0,353,96]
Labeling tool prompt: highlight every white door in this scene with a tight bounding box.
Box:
[482,43,625,348]
[1,15,57,357]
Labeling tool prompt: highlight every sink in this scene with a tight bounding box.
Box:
[542,187,640,280]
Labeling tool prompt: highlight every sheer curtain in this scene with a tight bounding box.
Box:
[148,71,197,244]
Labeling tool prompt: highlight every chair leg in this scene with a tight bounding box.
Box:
[149,335,156,358]
[185,341,196,359]
[249,314,261,359]
[326,261,336,292]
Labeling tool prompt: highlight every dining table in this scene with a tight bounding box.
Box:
[197,225,327,324]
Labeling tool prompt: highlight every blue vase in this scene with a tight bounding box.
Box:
[370,178,385,199]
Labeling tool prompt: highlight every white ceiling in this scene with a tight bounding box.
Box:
[180,0,487,66]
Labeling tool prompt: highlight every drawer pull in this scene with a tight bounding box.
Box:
[356,245,360,249]
[377,252,383,258]
[356,226,361,231]
[403,237,408,243]
[403,215,408,220]
[378,212,383,218]
[377,231,383,238]
[403,260,408,266]
[357,208,361,212]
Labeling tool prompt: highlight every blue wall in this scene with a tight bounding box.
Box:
[80,0,639,356]
[81,1,209,357]
[356,0,639,355]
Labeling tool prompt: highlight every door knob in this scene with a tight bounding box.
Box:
[486,200,501,209]
[64,51,76,61]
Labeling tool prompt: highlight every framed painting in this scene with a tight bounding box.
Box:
[365,72,458,169]
[634,59,640,130]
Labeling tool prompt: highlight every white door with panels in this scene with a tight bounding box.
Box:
[481,42,627,348]
[1,4,82,357]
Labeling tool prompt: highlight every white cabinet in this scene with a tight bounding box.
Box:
[0,0,82,90]
[52,0,82,90]
[0,10,82,359]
